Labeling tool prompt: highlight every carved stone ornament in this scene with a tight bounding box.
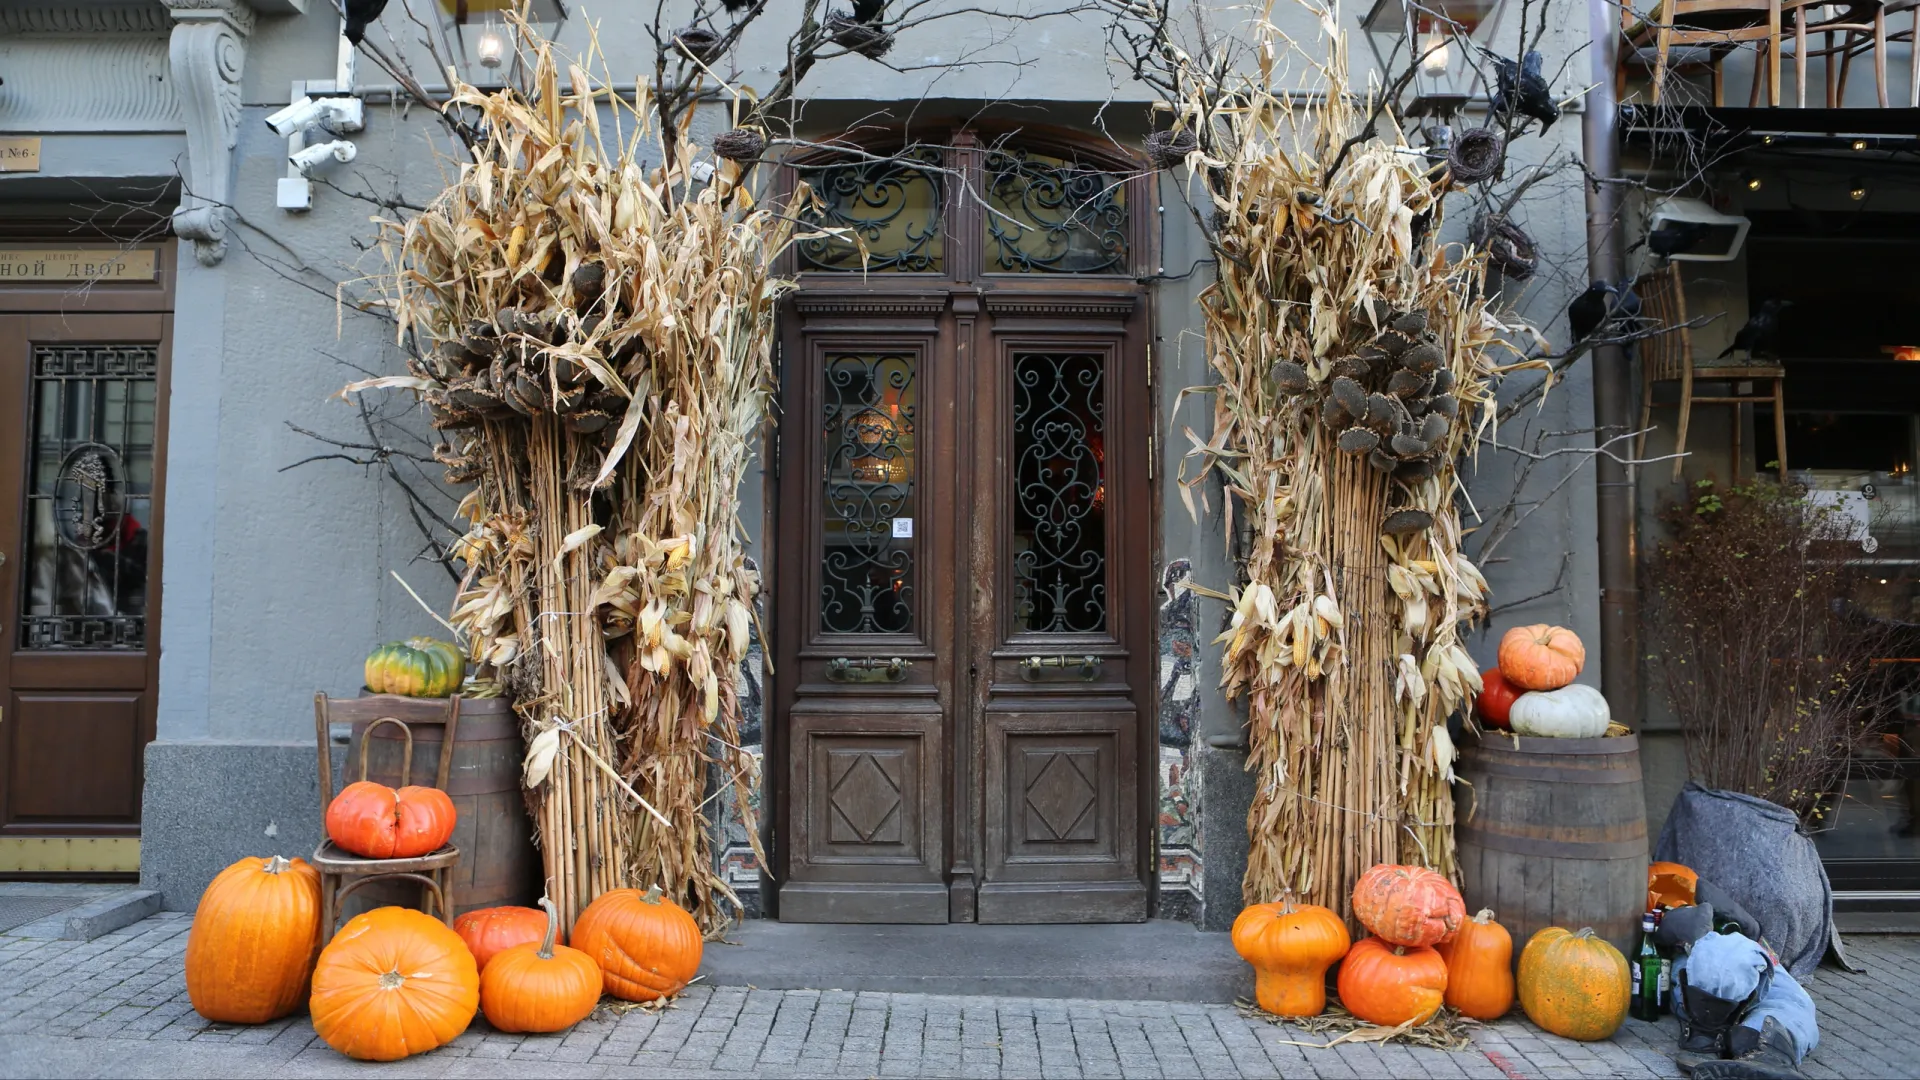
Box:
[168,0,257,266]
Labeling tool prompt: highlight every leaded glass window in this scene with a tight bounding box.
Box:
[22,344,157,650]
[984,149,1129,274]
[796,147,945,273]
[1012,353,1107,634]
[821,353,917,634]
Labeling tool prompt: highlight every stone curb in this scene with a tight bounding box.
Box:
[59,890,163,942]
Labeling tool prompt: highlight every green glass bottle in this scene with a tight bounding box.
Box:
[1631,912,1662,1022]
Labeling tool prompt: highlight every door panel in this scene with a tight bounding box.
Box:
[0,313,166,851]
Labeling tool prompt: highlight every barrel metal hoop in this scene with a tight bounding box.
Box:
[1462,759,1645,785]
[1465,732,1639,755]
[1457,826,1648,861]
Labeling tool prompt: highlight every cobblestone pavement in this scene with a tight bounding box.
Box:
[0,913,1914,1079]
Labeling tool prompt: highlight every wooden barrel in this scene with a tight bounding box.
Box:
[1453,728,1649,958]
[349,697,540,918]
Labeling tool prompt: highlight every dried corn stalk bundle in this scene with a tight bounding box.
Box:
[1174,20,1510,919]
[371,31,798,934]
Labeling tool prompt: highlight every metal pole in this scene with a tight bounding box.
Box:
[1583,0,1640,720]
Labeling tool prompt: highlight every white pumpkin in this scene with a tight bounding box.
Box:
[1508,683,1611,739]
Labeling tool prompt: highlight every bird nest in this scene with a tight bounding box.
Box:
[671,25,725,64]
[1470,212,1537,281]
[710,127,767,163]
[1446,128,1504,186]
[826,13,894,59]
[1145,128,1199,170]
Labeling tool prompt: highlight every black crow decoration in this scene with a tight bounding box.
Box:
[1718,299,1793,360]
[850,0,885,23]
[1492,51,1559,132]
[1568,282,1614,342]
[343,0,389,45]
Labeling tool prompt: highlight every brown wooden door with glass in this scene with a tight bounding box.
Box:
[771,132,1154,923]
[0,313,168,872]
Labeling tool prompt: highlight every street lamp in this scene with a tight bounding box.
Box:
[1360,0,1504,118]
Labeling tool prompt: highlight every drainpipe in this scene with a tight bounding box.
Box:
[1582,0,1640,720]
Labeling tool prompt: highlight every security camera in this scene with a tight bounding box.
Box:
[290,139,358,174]
[265,95,366,137]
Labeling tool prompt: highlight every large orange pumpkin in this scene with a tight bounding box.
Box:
[325,780,457,860]
[480,898,603,1034]
[185,855,322,1024]
[1516,926,1629,1041]
[1336,936,1448,1027]
[571,885,703,1002]
[1498,624,1586,691]
[1435,908,1514,1021]
[1351,864,1465,948]
[1231,894,1351,1017]
[310,906,479,1061]
[1648,861,1699,911]
[456,905,557,972]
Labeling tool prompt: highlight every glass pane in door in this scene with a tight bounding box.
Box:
[821,353,917,635]
[1012,353,1106,634]
[21,344,157,650]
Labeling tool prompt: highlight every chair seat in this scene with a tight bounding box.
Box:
[1676,364,1787,379]
[312,839,461,875]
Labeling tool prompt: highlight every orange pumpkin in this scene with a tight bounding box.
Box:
[1435,908,1514,1021]
[1476,668,1523,729]
[1351,864,1465,948]
[571,885,703,1002]
[1517,927,1629,1041]
[456,905,558,972]
[185,855,322,1024]
[325,780,457,860]
[1231,894,1351,1017]
[310,906,479,1061]
[1498,624,1586,691]
[1648,861,1699,911]
[480,898,603,1033]
[1336,936,1448,1027]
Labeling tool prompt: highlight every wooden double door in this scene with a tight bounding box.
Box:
[772,286,1154,923]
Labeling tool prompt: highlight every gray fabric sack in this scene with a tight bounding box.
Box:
[1654,782,1853,978]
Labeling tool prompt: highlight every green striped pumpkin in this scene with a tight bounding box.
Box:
[364,638,467,698]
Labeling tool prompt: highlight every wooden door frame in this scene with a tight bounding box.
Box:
[0,237,175,851]
[764,127,1159,920]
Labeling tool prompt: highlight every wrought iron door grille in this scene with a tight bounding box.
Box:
[20,344,157,650]
[796,147,946,273]
[1012,353,1107,634]
[821,353,917,634]
[984,149,1129,274]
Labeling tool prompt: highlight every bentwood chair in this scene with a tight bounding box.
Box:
[1634,264,1789,483]
[1835,0,1918,105]
[313,692,464,936]
[1761,0,1894,106]
[1621,0,1804,105]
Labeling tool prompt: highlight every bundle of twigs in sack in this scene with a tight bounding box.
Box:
[1170,14,1508,918]
[367,30,796,933]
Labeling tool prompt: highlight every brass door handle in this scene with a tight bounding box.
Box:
[1021,655,1103,682]
[826,656,911,683]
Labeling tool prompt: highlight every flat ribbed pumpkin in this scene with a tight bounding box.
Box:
[310,907,478,1061]
[1517,927,1629,1041]
[1231,894,1351,1017]
[185,855,322,1024]
[325,780,457,859]
[364,638,466,698]
[1351,864,1465,947]
[1435,908,1514,1021]
[571,885,702,1002]
[1497,624,1585,691]
[456,905,556,972]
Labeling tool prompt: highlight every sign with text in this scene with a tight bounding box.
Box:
[0,248,159,283]
[0,138,42,172]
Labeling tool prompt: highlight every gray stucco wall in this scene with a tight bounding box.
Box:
[6,0,1605,912]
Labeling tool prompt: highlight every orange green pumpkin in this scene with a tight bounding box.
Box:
[364,637,466,698]
[1516,926,1629,1041]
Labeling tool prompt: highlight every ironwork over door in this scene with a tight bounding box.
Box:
[771,134,1154,923]
[0,313,169,872]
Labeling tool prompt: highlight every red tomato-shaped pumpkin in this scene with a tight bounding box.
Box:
[1476,667,1522,729]
[325,780,457,860]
